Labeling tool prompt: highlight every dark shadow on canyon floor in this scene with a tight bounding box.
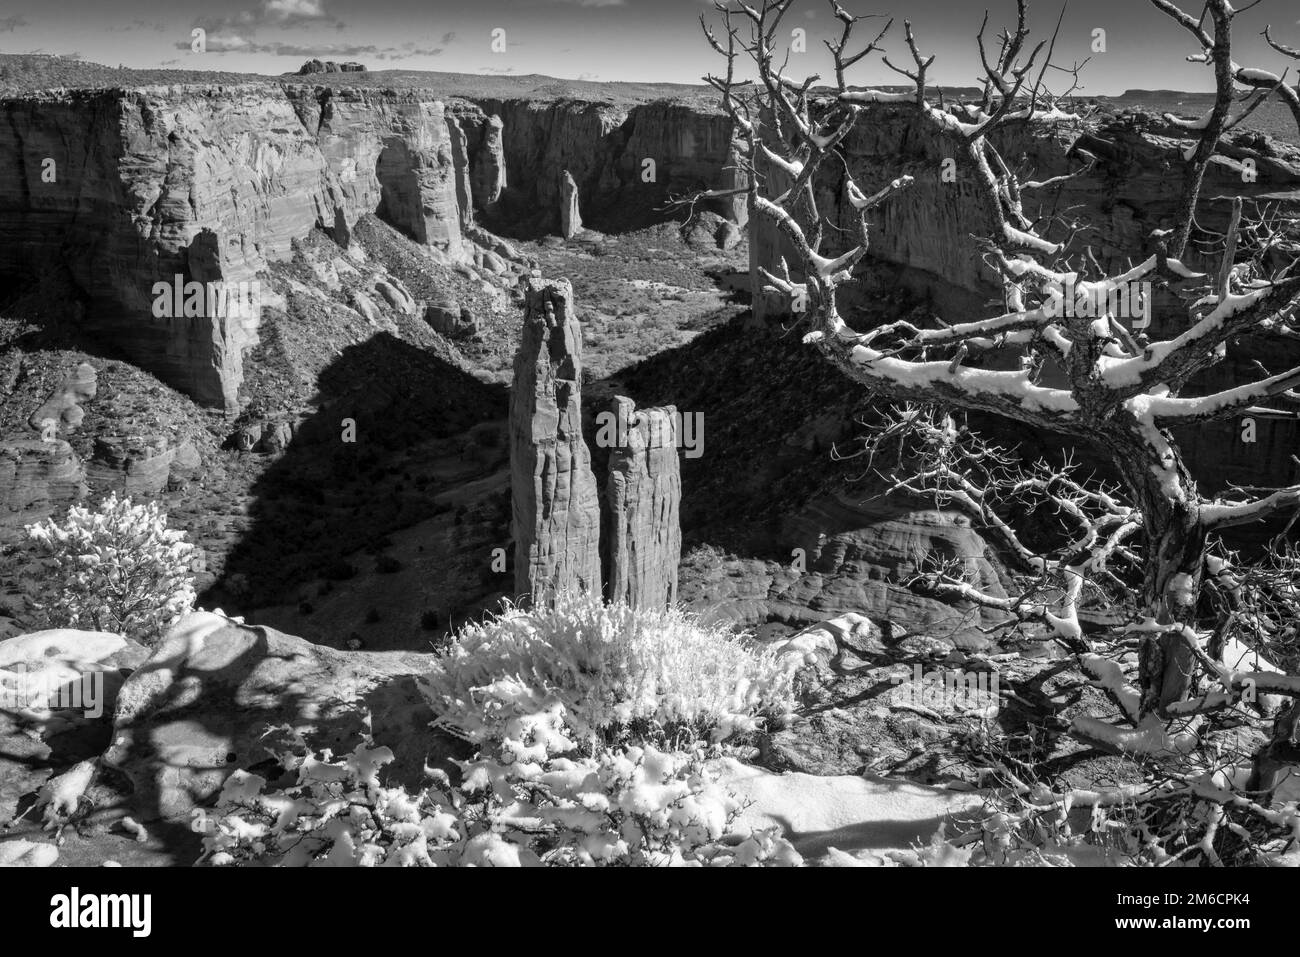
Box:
[200,332,510,640]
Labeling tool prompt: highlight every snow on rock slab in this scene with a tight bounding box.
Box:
[0,838,59,867]
[716,758,984,865]
[769,613,883,668]
[102,611,464,823]
[0,629,143,828]
[0,629,147,734]
[0,629,133,669]
[767,623,839,668]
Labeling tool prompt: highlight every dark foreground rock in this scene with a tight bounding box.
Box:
[102,612,465,823]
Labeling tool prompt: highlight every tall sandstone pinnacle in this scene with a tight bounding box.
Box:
[474,114,507,209]
[603,397,681,610]
[444,114,475,229]
[510,278,602,601]
[560,170,583,239]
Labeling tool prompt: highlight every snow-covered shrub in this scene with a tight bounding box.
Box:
[199,732,802,867]
[24,493,196,644]
[418,592,798,749]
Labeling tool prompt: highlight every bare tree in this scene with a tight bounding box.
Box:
[700,0,1300,781]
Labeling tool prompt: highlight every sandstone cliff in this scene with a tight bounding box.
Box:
[509,277,602,601]
[455,98,739,234]
[0,84,740,412]
[749,105,1300,320]
[6,80,1296,497]
[603,396,682,610]
[1,84,479,411]
[285,86,465,257]
[0,87,333,410]
[296,60,367,75]
[445,114,475,229]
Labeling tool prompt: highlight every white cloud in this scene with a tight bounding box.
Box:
[260,0,333,26]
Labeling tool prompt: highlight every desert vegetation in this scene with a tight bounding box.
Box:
[689,0,1300,863]
[23,494,196,645]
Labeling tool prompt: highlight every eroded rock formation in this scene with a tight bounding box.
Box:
[0,438,86,529]
[510,277,601,601]
[445,114,475,228]
[603,396,681,610]
[28,362,96,435]
[474,114,506,208]
[559,170,582,238]
[298,89,466,257]
[0,85,744,410]
[425,296,478,339]
[777,491,1010,643]
[676,488,1012,652]
[88,435,201,495]
[297,59,367,75]
[0,85,477,410]
[455,99,740,234]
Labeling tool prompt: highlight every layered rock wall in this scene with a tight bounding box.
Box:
[0,438,86,529]
[816,106,1299,315]
[460,98,738,233]
[285,86,464,256]
[0,85,742,412]
[473,114,506,208]
[0,84,473,411]
[0,87,335,410]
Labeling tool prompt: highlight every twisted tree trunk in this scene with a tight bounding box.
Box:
[1105,425,1207,716]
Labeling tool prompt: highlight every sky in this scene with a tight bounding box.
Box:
[1,0,1298,95]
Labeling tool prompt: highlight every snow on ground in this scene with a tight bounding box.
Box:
[0,629,126,668]
[0,838,59,866]
[627,278,699,297]
[716,758,985,864]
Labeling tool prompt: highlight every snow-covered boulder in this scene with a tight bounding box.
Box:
[769,613,882,670]
[0,629,132,669]
[0,838,59,867]
[0,629,147,732]
[102,612,461,822]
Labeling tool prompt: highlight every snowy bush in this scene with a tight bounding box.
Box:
[198,730,803,867]
[24,493,196,645]
[192,594,801,866]
[417,592,798,750]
